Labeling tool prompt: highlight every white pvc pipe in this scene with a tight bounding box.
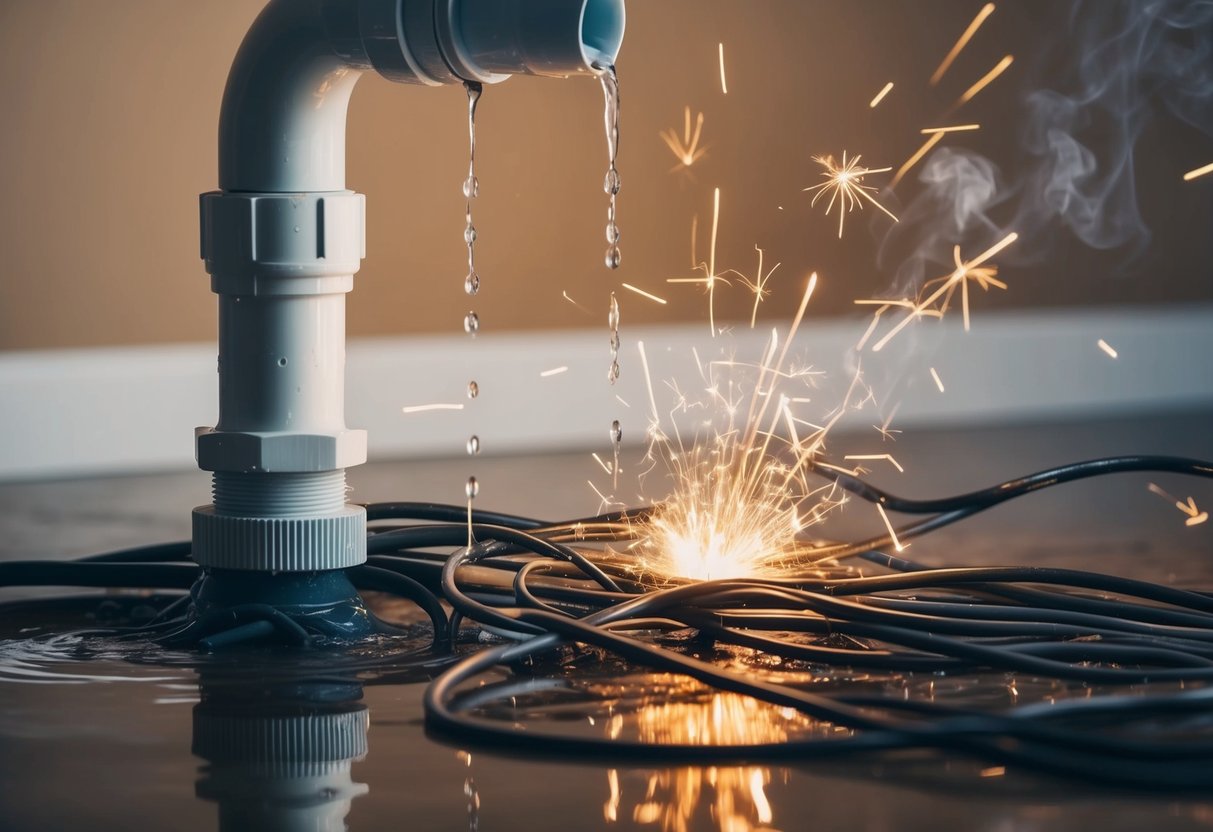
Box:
[195,0,625,573]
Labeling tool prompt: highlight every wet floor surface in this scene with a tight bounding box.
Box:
[2,409,1212,831]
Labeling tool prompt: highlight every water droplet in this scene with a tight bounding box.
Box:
[466,435,480,455]
[607,361,620,383]
[465,476,480,500]
[463,311,480,335]
[467,380,479,399]
[464,224,477,245]
[605,224,620,244]
[603,168,621,196]
[293,225,301,233]
[604,246,621,269]
[462,175,479,199]
[464,271,480,295]
[610,419,622,444]
[608,293,620,329]
[609,333,620,352]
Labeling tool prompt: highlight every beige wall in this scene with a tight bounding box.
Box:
[1,0,1210,351]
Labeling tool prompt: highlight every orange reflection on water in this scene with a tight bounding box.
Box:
[604,690,821,832]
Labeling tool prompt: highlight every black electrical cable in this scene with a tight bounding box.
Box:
[5,453,1213,788]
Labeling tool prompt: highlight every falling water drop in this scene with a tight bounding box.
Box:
[465,476,480,500]
[462,175,479,200]
[464,271,480,296]
[467,380,479,399]
[464,311,480,335]
[610,420,622,444]
[466,435,480,456]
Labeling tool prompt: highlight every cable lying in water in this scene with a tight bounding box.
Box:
[2,454,1213,788]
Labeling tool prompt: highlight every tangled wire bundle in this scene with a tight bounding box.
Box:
[3,454,1213,789]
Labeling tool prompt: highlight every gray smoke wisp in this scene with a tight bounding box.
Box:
[877,0,1213,296]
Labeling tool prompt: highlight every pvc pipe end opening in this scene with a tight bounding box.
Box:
[580,0,625,69]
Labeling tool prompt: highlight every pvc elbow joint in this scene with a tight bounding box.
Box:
[361,0,625,85]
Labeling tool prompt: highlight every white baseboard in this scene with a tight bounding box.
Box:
[1,307,1210,481]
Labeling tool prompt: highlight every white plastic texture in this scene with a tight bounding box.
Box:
[196,0,625,573]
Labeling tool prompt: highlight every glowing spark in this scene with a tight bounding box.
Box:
[931,2,996,85]
[401,402,464,414]
[637,340,660,427]
[621,282,668,305]
[632,273,851,582]
[869,232,1018,352]
[718,42,728,94]
[875,503,906,551]
[803,152,898,238]
[1147,483,1207,526]
[591,452,614,475]
[733,245,781,328]
[690,214,699,267]
[856,305,887,351]
[587,478,613,511]
[669,190,727,335]
[659,106,707,169]
[869,81,894,108]
[1183,161,1213,181]
[845,454,905,473]
[1097,339,1118,359]
[956,54,1014,107]
[891,132,944,188]
[930,367,946,392]
[708,188,721,334]
[540,366,569,377]
[921,123,981,134]
[980,766,1007,778]
[562,290,591,316]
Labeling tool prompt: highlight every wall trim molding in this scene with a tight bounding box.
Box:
[2,307,1210,480]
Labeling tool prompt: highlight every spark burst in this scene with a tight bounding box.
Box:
[659,106,707,171]
[626,274,864,582]
[803,152,898,239]
[733,245,781,328]
[668,187,726,336]
[860,232,1018,352]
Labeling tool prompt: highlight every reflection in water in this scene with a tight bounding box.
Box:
[458,750,481,831]
[193,679,369,832]
[604,690,820,832]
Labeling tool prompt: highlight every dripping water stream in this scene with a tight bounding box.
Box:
[463,81,482,536]
[599,65,624,494]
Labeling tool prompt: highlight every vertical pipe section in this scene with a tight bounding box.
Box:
[217,294,347,433]
[196,0,626,573]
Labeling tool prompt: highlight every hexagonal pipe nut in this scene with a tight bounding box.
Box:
[196,427,368,473]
